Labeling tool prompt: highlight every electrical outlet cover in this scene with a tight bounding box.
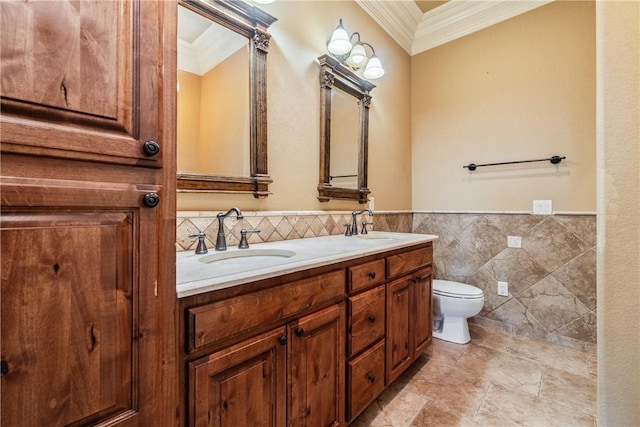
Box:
[533,200,553,215]
[507,236,522,248]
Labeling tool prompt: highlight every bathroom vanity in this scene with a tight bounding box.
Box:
[176,232,437,426]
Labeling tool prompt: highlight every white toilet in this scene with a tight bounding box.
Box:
[432,279,484,344]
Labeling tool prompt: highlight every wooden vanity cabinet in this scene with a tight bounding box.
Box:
[180,242,433,427]
[180,270,346,427]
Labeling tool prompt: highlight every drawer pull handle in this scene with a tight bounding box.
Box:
[278,335,288,345]
[412,275,428,283]
[295,327,305,337]
[368,272,376,279]
[0,360,8,376]
[367,374,376,383]
[368,315,376,323]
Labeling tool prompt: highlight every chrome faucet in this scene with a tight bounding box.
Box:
[215,207,243,251]
[350,208,373,236]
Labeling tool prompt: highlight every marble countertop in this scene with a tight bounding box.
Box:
[176,232,438,298]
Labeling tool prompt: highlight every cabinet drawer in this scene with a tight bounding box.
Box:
[187,269,345,352]
[347,340,385,422]
[348,259,385,293]
[348,285,385,357]
[387,245,433,279]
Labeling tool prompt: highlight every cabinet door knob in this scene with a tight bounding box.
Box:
[0,360,8,376]
[368,272,376,279]
[368,315,376,323]
[142,193,160,208]
[278,335,288,345]
[295,327,305,337]
[367,374,376,383]
[143,140,160,157]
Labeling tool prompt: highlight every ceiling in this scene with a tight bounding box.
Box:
[178,5,247,75]
[356,0,554,55]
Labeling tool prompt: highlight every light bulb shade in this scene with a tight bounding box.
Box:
[363,55,385,79]
[347,43,368,68]
[327,26,352,55]
[252,0,274,3]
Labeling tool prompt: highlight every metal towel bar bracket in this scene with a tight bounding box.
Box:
[464,155,565,171]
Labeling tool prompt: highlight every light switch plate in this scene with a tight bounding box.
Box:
[533,200,552,215]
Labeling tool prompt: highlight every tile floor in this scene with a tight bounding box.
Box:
[351,324,597,426]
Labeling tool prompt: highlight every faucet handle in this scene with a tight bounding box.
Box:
[361,222,373,235]
[344,223,352,237]
[188,231,208,254]
[238,229,261,249]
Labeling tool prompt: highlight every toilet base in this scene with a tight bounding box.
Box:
[432,316,471,344]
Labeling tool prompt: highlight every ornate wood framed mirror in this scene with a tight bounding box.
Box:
[176,0,276,198]
[317,54,375,204]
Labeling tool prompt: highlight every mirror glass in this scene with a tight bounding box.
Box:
[176,0,276,198]
[318,54,375,204]
[177,4,249,177]
[329,88,359,189]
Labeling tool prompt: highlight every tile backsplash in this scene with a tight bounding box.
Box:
[177,210,596,350]
[176,211,412,252]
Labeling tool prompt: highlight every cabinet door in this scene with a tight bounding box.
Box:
[386,277,413,384]
[189,327,287,427]
[288,303,345,427]
[0,0,164,167]
[0,183,159,426]
[412,268,433,356]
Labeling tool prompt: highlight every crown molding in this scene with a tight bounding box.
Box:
[357,0,554,56]
[356,0,423,54]
[412,0,553,54]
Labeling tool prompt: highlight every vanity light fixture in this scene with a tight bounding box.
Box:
[327,19,385,80]
[251,0,275,4]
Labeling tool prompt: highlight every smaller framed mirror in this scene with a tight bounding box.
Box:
[317,54,375,204]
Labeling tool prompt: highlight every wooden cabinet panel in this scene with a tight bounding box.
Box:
[386,245,432,280]
[188,270,344,352]
[348,285,385,357]
[413,268,433,356]
[288,303,345,427]
[1,209,137,425]
[386,276,413,384]
[189,327,286,427]
[348,259,385,293]
[346,340,385,422]
[0,0,163,167]
[1,0,177,423]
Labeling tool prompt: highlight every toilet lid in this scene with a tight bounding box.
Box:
[433,279,484,298]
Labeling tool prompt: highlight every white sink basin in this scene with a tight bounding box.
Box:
[199,248,297,264]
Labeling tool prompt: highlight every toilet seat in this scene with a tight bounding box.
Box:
[433,279,483,299]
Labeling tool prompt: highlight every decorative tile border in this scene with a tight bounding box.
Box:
[176,210,412,252]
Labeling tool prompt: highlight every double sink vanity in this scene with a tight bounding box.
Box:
[177,230,438,425]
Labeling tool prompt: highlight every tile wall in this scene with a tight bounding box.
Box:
[176,211,596,350]
[413,213,597,351]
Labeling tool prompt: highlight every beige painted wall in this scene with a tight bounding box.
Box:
[177,0,412,212]
[411,1,596,212]
[596,1,640,425]
[199,48,250,176]
[177,69,201,173]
